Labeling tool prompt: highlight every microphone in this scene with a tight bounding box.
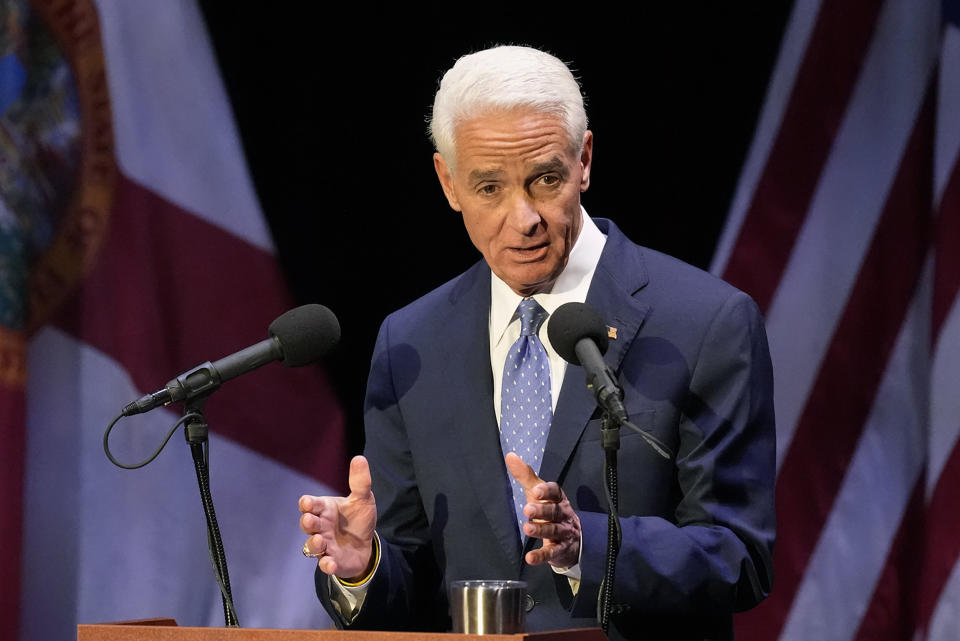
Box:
[548,302,627,423]
[549,302,672,459]
[121,304,340,416]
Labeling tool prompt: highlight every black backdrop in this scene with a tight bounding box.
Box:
[195,2,792,455]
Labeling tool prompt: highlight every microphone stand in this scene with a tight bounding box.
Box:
[183,395,239,627]
[548,304,674,634]
[598,401,624,636]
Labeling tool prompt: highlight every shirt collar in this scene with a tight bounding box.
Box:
[490,208,606,347]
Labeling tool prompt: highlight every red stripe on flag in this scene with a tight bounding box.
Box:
[54,175,347,490]
[734,91,934,641]
[932,156,960,338]
[721,0,884,312]
[851,479,924,641]
[0,385,25,641]
[917,437,960,632]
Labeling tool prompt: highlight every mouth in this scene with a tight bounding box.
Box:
[507,242,549,262]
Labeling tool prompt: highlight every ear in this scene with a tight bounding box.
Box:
[433,153,462,212]
[579,130,594,192]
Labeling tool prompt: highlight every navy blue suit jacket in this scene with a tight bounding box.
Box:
[317,219,776,640]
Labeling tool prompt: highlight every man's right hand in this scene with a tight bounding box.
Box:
[299,455,377,581]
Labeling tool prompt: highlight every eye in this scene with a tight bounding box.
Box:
[477,183,500,196]
[532,173,562,191]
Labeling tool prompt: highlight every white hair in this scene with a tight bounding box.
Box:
[429,45,587,166]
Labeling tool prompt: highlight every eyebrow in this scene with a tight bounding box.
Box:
[467,168,505,184]
[530,157,569,177]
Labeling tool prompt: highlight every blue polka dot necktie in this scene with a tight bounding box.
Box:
[500,297,552,535]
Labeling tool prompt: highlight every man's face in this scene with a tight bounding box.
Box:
[434,109,593,296]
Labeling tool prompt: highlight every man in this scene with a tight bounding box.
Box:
[299,45,775,640]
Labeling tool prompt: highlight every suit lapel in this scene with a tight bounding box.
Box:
[440,263,523,566]
[538,220,651,487]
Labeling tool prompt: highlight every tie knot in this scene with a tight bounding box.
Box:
[516,298,548,336]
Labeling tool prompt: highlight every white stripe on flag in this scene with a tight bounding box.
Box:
[21,328,333,638]
[935,26,960,205]
[927,297,960,497]
[763,0,939,468]
[93,0,273,252]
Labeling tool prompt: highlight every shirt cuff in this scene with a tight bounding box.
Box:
[552,561,582,581]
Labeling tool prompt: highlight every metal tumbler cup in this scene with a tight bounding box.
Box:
[450,579,527,634]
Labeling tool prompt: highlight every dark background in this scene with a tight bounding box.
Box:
[196,2,793,455]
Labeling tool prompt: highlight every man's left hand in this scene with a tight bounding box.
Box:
[505,452,581,569]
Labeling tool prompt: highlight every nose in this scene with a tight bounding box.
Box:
[505,193,541,235]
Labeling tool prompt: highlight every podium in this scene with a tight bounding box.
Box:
[77,619,608,640]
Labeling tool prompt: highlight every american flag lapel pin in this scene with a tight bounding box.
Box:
[607,326,618,340]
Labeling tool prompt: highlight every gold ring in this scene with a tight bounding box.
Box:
[302,539,325,558]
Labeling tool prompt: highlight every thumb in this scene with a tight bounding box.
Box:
[347,455,373,500]
[505,452,542,493]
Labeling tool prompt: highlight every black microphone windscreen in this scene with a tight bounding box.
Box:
[547,302,609,366]
[269,304,341,367]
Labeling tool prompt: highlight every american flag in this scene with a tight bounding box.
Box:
[711,0,960,639]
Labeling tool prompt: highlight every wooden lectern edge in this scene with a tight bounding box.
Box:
[77,622,606,641]
[110,618,179,626]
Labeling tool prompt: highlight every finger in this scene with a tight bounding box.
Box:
[532,481,563,503]
[524,520,562,540]
[302,533,326,556]
[317,555,339,576]
[300,512,315,534]
[524,501,562,523]
[504,452,542,492]
[348,455,373,500]
[525,547,547,566]
[525,542,575,568]
[525,547,555,566]
[300,511,328,535]
[300,495,339,522]
[300,494,337,517]
[299,494,319,514]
